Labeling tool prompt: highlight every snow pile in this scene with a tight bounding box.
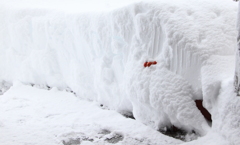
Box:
[127,63,209,135]
[0,0,238,139]
[182,80,240,145]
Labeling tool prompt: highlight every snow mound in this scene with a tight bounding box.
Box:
[0,0,238,137]
[127,63,208,135]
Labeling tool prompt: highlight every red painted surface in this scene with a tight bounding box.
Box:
[153,61,157,65]
[144,62,148,67]
[143,61,157,67]
[147,62,153,67]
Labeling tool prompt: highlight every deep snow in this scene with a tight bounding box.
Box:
[0,0,240,144]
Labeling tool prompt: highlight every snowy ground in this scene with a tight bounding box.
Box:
[0,82,182,145]
[1,82,239,145]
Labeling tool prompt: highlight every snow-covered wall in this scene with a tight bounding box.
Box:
[0,0,237,136]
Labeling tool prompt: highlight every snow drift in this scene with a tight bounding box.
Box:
[0,0,238,138]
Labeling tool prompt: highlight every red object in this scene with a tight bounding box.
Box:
[143,61,157,67]
[147,62,152,67]
[153,61,157,65]
[144,62,148,67]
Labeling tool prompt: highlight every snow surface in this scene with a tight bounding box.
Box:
[0,82,182,145]
[0,0,240,144]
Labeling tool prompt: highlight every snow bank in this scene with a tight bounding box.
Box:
[0,0,238,136]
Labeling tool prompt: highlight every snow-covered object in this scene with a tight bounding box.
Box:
[182,79,240,145]
[126,61,209,134]
[0,0,237,136]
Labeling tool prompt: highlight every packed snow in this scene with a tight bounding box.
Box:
[0,0,240,144]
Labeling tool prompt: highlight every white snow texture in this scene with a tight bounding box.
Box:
[0,0,238,142]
